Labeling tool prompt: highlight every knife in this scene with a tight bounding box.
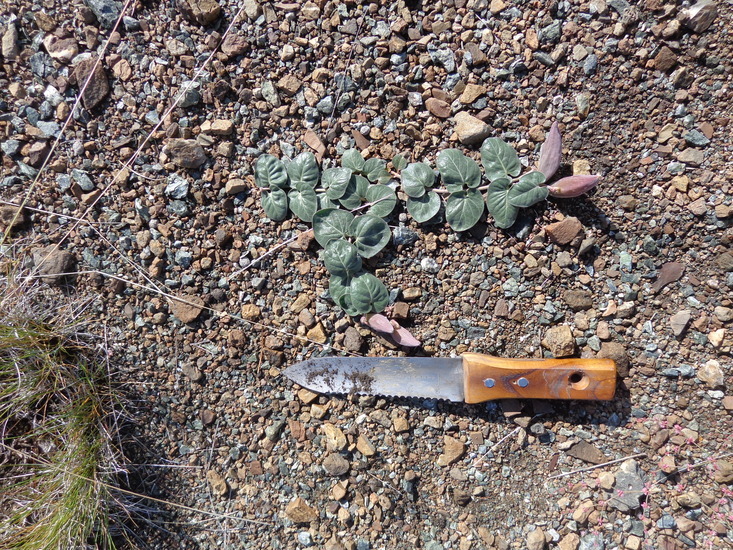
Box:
[283,353,616,403]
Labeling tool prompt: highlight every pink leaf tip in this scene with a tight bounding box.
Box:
[547,174,600,198]
[538,121,562,180]
[392,327,421,347]
[364,313,394,334]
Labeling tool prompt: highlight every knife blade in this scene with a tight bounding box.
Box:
[283,353,616,403]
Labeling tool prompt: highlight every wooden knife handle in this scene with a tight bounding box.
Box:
[462,353,616,404]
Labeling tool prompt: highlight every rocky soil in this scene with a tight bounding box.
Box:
[1,0,732,549]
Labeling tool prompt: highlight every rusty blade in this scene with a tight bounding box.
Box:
[283,356,464,401]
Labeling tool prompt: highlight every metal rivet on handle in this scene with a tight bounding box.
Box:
[517,377,529,388]
[483,378,495,388]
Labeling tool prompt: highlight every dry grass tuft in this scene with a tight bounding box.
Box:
[0,245,133,550]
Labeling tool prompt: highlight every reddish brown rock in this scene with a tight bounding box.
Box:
[74,56,109,110]
[545,217,583,245]
[177,0,221,25]
[425,97,451,118]
[654,46,677,71]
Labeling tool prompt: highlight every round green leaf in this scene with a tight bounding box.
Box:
[508,171,548,208]
[341,149,365,173]
[349,215,391,258]
[288,186,318,222]
[317,193,338,210]
[254,154,288,189]
[445,189,484,232]
[366,184,397,218]
[350,273,390,314]
[480,137,521,182]
[324,239,362,277]
[339,175,369,210]
[363,158,387,182]
[392,154,407,171]
[286,151,319,188]
[312,208,355,247]
[406,191,441,223]
[485,176,519,229]
[336,293,361,317]
[437,149,481,189]
[401,162,435,198]
[323,167,353,200]
[261,186,288,221]
[328,274,351,303]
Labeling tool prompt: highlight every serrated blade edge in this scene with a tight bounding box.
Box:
[283,356,465,402]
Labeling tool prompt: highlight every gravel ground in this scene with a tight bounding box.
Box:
[1,0,733,549]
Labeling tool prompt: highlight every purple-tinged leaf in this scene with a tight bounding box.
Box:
[547,175,600,198]
[537,121,562,180]
[392,327,421,347]
[363,313,394,334]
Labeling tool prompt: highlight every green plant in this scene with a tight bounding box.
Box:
[0,267,130,549]
[254,122,599,321]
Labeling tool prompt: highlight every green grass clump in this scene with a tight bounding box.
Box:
[0,262,127,549]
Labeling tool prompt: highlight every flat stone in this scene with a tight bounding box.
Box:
[610,459,645,512]
[169,294,204,323]
[709,328,725,348]
[0,205,26,230]
[713,460,733,484]
[426,97,451,118]
[84,0,123,28]
[307,323,328,344]
[322,424,347,452]
[597,342,629,377]
[323,453,350,476]
[225,178,247,194]
[277,75,301,96]
[74,56,109,110]
[453,111,491,145]
[688,197,707,216]
[356,434,376,457]
[659,455,677,474]
[221,34,248,56]
[1,23,20,60]
[567,440,606,465]
[242,0,262,19]
[652,261,685,293]
[558,533,580,550]
[527,528,546,550]
[285,497,318,523]
[206,469,228,496]
[670,310,691,336]
[343,326,363,352]
[714,306,733,323]
[32,245,76,285]
[717,251,733,272]
[572,499,595,523]
[654,46,677,71]
[163,139,207,169]
[682,0,718,33]
[541,325,575,357]
[177,0,221,24]
[546,217,583,245]
[677,492,702,508]
[677,148,704,166]
[201,119,234,135]
[240,304,261,321]
[564,289,593,311]
[43,35,78,63]
[437,435,465,467]
[697,359,724,388]
[459,84,486,104]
